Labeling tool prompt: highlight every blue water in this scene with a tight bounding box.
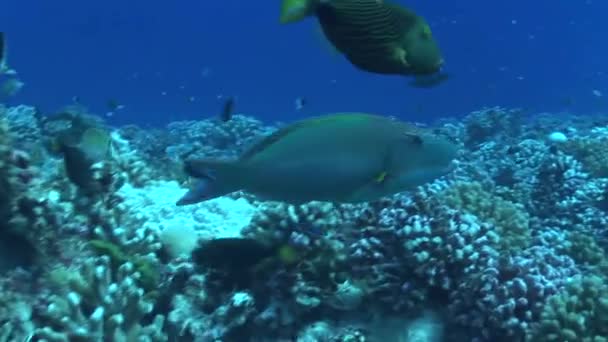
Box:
[1,0,607,127]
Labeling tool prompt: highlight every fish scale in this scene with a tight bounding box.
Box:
[316,0,412,73]
[318,1,401,45]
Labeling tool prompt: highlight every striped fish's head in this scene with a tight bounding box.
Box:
[402,22,444,75]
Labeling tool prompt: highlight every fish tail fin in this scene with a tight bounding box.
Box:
[280,0,317,24]
[176,159,243,206]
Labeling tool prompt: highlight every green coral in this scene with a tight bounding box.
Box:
[442,181,531,252]
[562,137,608,178]
[528,275,608,342]
[88,239,159,292]
[560,231,608,272]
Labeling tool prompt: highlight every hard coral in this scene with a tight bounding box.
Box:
[34,256,167,341]
[441,180,531,252]
[463,106,523,148]
[528,275,608,342]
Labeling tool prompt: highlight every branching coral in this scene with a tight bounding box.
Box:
[441,180,531,252]
[463,106,523,148]
[561,135,608,178]
[35,255,167,341]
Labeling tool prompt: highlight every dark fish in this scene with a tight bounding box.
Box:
[560,96,574,107]
[191,237,300,287]
[409,72,450,88]
[280,0,444,76]
[107,99,124,112]
[220,96,235,122]
[0,32,15,75]
[177,112,457,206]
[192,237,276,271]
[0,32,5,71]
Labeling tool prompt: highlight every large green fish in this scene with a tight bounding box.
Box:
[280,0,444,77]
[176,113,456,205]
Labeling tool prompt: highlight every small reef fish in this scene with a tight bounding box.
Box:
[280,0,444,78]
[220,96,235,122]
[295,97,306,111]
[106,99,125,117]
[176,112,457,205]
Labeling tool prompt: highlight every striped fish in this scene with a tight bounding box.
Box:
[281,0,444,77]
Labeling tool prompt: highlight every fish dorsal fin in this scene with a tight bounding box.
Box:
[239,125,301,161]
[239,113,373,161]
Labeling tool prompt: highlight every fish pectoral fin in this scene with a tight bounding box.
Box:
[392,47,410,67]
[280,0,314,24]
[376,135,424,185]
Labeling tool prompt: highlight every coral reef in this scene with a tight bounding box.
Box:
[528,274,608,341]
[35,256,167,341]
[0,104,607,341]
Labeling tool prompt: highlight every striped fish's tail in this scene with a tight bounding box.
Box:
[280,0,318,24]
